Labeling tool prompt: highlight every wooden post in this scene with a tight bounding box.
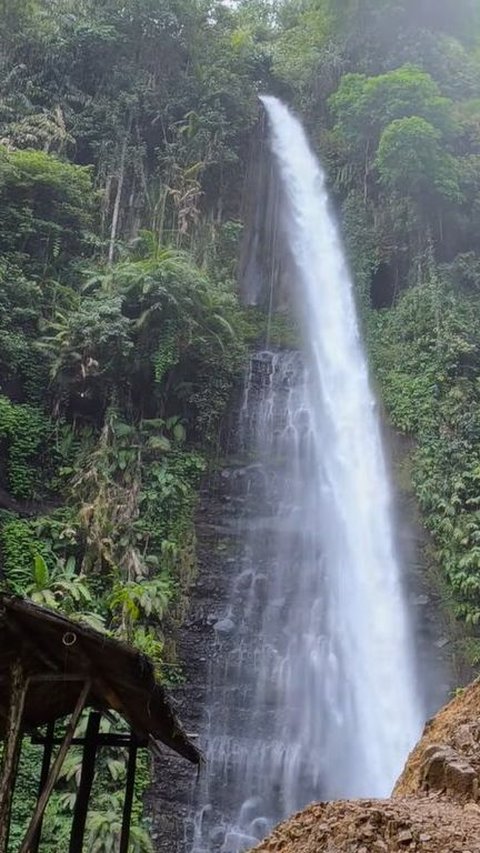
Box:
[30,721,55,853]
[20,680,91,853]
[0,660,28,853]
[69,711,101,853]
[119,734,138,853]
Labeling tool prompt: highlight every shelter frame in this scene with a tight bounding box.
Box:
[0,595,200,852]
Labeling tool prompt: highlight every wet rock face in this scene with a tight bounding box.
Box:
[147,363,295,851]
[147,455,252,852]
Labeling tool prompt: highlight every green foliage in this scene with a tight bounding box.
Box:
[0,260,51,399]
[153,327,179,385]
[41,292,133,411]
[0,396,51,498]
[0,0,273,262]
[272,0,333,91]
[0,147,96,275]
[376,116,461,205]
[1,517,47,592]
[109,576,173,639]
[28,552,93,611]
[8,739,43,851]
[86,799,152,852]
[369,273,480,628]
[330,66,454,155]
[0,512,97,617]
[38,244,248,432]
[326,49,480,277]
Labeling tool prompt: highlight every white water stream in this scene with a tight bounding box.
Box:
[188,97,424,853]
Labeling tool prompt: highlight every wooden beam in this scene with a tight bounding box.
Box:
[119,734,138,853]
[19,680,91,853]
[32,733,147,748]
[0,660,28,853]
[69,711,101,853]
[30,721,55,853]
[0,673,87,686]
[28,673,85,683]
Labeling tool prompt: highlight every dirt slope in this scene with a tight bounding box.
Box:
[254,679,480,853]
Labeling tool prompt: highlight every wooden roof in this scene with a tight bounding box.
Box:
[0,594,200,764]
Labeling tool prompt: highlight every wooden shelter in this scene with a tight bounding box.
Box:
[0,594,200,852]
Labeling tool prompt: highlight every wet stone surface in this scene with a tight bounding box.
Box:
[147,456,254,852]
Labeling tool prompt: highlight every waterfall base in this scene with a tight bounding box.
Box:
[253,677,480,853]
[147,367,453,851]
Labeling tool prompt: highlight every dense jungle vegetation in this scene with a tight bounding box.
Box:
[2,0,480,847]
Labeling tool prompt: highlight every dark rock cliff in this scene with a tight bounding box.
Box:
[147,407,252,850]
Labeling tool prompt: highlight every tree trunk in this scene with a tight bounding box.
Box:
[108,128,130,265]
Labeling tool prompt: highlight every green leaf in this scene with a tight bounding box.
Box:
[141,418,166,431]
[173,422,186,443]
[147,435,171,452]
[33,553,49,589]
[113,422,133,438]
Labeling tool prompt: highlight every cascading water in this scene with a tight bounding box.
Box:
[188,97,424,853]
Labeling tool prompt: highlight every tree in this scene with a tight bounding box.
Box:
[376,116,461,206]
[271,0,333,89]
[329,65,454,159]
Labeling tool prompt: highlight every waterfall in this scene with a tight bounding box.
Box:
[188,97,424,853]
